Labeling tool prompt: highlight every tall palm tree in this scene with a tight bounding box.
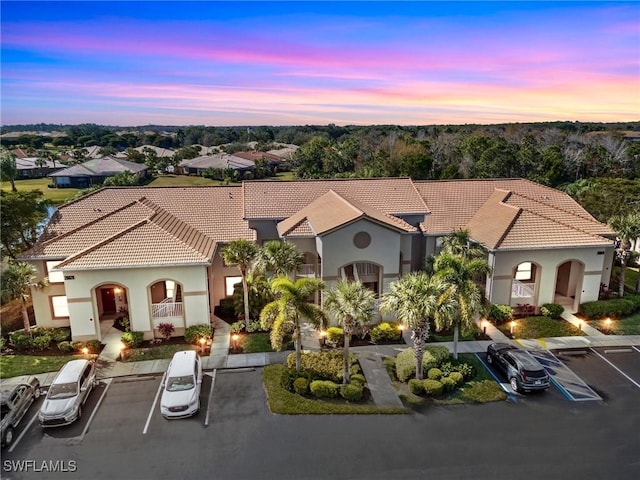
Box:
[4,262,48,335]
[433,252,491,359]
[609,212,640,297]
[440,228,486,259]
[221,239,259,329]
[260,277,325,371]
[324,279,375,383]
[380,272,454,380]
[1,148,18,192]
[255,240,303,279]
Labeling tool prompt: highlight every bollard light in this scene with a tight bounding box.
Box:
[82,347,89,359]
[605,318,611,332]
[199,337,206,353]
[118,341,127,361]
[319,330,327,347]
[232,333,239,351]
[510,321,516,336]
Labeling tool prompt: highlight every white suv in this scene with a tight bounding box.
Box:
[160,350,203,419]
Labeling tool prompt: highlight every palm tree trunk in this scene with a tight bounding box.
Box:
[636,269,640,294]
[412,324,430,380]
[241,273,250,329]
[453,323,459,360]
[343,331,351,384]
[21,300,31,335]
[294,325,302,372]
[619,260,626,298]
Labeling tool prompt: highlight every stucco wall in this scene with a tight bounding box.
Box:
[489,246,612,309]
[30,260,70,329]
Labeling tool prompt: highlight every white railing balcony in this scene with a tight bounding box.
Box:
[512,280,535,298]
[356,262,378,276]
[297,264,316,277]
[152,300,183,318]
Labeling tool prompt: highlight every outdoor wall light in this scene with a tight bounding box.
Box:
[199,337,206,353]
[232,334,239,351]
[82,347,89,359]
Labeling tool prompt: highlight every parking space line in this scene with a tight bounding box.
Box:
[7,408,41,453]
[80,378,112,441]
[473,353,516,400]
[633,346,640,354]
[589,347,640,390]
[143,373,165,435]
[529,350,601,401]
[204,369,217,427]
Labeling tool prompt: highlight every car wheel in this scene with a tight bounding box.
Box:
[77,406,82,420]
[486,354,493,365]
[510,377,520,393]
[4,427,14,446]
[34,386,41,399]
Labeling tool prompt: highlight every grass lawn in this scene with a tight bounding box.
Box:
[1,178,80,204]
[262,364,407,415]
[147,175,222,187]
[122,343,196,362]
[430,324,483,342]
[586,312,640,335]
[0,354,92,378]
[387,353,507,407]
[235,332,274,354]
[497,316,584,338]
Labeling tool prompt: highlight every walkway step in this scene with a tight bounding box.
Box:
[355,351,403,408]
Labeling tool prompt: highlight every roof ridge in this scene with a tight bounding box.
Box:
[510,188,599,223]
[329,189,417,231]
[494,207,523,249]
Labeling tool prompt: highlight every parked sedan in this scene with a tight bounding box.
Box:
[486,343,550,393]
[1,376,41,447]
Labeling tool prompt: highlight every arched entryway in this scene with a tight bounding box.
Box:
[94,283,129,338]
[510,261,540,309]
[149,279,185,335]
[554,260,584,313]
[339,261,382,319]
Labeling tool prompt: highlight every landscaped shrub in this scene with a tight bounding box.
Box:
[449,371,464,386]
[293,377,309,395]
[488,304,513,325]
[85,339,102,353]
[286,350,360,382]
[350,373,366,386]
[325,327,344,347]
[157,322,175,339]
[441,376,457,392]
[422,379,444,396]
[340,383,364,402]
[309,380,339,398]
[184,324,213,343]
[369,321,402,343]
[32,335,52,351]
[229,321,244,334]
[454,363,476,381]
[51,328,71,342]
[408,379,424,395]
[540,303,564,319]
[246,320,263,333]
[9,331,33,350]
[57,341,74,353]
[0,337,6,352]
[427,368,443,380]
[579,298,636,319]
[70,341,84,351]
[121,331,144,348]
[394,346,451,382]
[280,367,297,391]
[218,297,236,319]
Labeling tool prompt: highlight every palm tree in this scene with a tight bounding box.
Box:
[440,228,486,259]
[221,239,259,329]
[260,277,325,371]
[1,148,18,192]
[4,262,48,335]
[609,212,640,297]
[433,252,490,359]
[380,272,454,380]
[324,279,375,383]
[255,240,303,279]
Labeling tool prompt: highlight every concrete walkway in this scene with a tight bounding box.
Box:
[355,350,404,407]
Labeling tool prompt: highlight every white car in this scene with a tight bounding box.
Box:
[160,350,202,419]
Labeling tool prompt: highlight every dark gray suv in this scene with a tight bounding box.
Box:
[486,343,550,393]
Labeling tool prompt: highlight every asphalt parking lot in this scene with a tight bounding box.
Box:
[3,351,639,480]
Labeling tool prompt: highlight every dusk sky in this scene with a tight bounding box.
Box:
[1,1,638,126]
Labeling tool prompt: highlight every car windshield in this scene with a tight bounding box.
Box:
[166,375,194,392]
[47,382,78,399]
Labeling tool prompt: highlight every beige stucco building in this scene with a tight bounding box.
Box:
[20,178,615,341]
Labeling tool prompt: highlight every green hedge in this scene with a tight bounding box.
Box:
[310,380,339,398]
[325,327,344,347]
[369,322,402,343]
[579,297,639,319]
[286,350,359,383]
[488,304,513,325]
[408,379,424,395]
[184,324,213,343]
[540,303,564,319]
[395,346,450,382]
[422,379,444,396]
[121,331,144,348]
[293,377,309,395]
[339,383,364,402]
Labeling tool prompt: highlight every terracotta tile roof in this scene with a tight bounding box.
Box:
[278,190,417,237]
[232,151,284,163]
[179,154,254,170]
[49,157,147,177]
[244,177,429,219]
[416,179,613,249]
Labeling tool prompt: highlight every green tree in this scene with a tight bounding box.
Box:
[2,261,48,335]
[260,277,325,371]
[440,229,487,259]
[102,171,139,186]
[0,190,49,259]
[609,212,640,297]
[1,148,18,192]
[379,272,454,380]
[324,279,375,383]
[221,239,259,329]
[255,240,303,279]
[433,252,490,359]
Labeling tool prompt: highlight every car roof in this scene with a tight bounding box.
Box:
[167,350,198,377]
[53,359,91,384]
[508,350,544,370]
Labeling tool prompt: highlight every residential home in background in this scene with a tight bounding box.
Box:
[49,156,148,188]
[15,157,62,178]
[19,178,615,341]
[177,153,254,176]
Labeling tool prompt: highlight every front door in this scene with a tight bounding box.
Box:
[101,288,116,313]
